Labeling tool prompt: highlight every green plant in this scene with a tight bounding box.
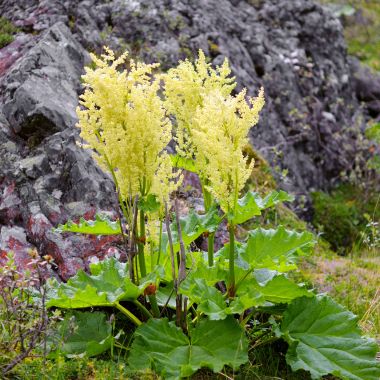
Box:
[312,183,380,253]
[0,17,18,48]
[46,50,380,380]
[0,252,56,376]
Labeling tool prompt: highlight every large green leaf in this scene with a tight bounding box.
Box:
[138,194,161,213]
[279,295,380,380]
[46,258,156,308]
[51,311,113,357]
[237,275,313,305]
[241,226,316,271]
[54,214,121,235]
[215,242,249,270]
[230,190,294,225]
[179,277,244,320]
[156,283,176,309]
[161,207,222,255]
[128,317,248,379]
[180,263,310,319]
[186,251,228,284]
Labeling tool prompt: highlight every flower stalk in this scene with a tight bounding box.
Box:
[228,222,236,297]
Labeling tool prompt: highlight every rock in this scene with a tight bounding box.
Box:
[61,0,370,193]
[1,22,88,142]
[350,57,380,118]
[0,22,122,279]
[0,0,377,277]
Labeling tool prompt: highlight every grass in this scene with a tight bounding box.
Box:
[344,1,380,71]
[299,249,380,339]
[6,357,156,380]
[0,17,18,48]
[320,0,380,71]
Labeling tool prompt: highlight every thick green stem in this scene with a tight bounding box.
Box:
[148,295,160,318]
[133,300,153,320]
[207,232,215,267]
[115,302,142,326]
[100,149,135,282]
[138,209,147,278]
[228,223,236,297]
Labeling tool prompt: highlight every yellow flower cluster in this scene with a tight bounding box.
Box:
[77,48,180,205]
[164,50,236,160]
[193,88,265,213]
[77,48,264,215]
[165,51,265,213]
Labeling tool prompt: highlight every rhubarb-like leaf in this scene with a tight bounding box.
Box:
[279,295,380,380]
[156,282,176,309]
[161,207,222,254]
[180,266,309,319]
[230,190,294,225]
[237,274,312,305]
[46,258,156,308]
[179,277,243,320]
[51,311,113,357]
[54,214,121,235]
[241,226,315,271]
[138,194,161,213]
[128,317,248,379]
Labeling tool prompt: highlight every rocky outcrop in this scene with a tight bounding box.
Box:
[0,22,121,278]
[350,57,380,118]
[0,0,378,277]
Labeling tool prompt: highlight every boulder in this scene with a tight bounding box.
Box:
[350,57,380,118]
[0,0,376,276]
[0,23,122,279]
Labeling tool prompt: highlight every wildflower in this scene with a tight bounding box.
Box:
[192,88,265,213]
[77,48,181,205]
[165,50,265,214]
[164,50,236,161]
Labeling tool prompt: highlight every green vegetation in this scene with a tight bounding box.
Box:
[300,254,380,339]
[0,17,18,48]
[321,0,380,71]
[2,50,379,380]
[344,1,380,71]
[311,184,380,253]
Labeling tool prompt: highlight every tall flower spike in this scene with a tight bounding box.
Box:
[76,48,181,205]
[164,50,236,161]
[192,88,265,214]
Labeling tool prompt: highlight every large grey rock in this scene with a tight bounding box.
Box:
[0,0,378,276]
[0,23,122,279]
[64,0,371,193]
[350,57,380,118]
[1,22,87,142]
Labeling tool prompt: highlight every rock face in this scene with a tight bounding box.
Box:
[0,0,378,277]
[0,22,121,278]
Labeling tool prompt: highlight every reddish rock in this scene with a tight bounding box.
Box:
[0,35,33,77]
[0,225,36,270]
[0,179,22,224]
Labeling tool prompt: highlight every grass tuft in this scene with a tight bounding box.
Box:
[0,17,19,48]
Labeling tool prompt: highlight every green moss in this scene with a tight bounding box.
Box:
[366,122,380,143]
[0,17,18,49]
[243,144,277,193]
[345,1,380,71]
[311,184,379,254]
[8,356,158,380]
